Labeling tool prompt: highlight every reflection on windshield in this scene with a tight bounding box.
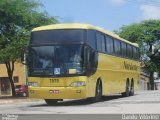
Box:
[28,45,84,76]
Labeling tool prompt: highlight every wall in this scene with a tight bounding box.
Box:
[0,62,26,96]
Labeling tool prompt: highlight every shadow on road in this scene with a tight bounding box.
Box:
[30,94,129,107]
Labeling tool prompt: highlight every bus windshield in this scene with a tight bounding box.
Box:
[28,45,85,76]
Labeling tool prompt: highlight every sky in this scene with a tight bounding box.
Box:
[39,0,160,31]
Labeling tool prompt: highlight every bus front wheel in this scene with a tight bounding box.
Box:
[45,99,58,105]
[94,80,102,102]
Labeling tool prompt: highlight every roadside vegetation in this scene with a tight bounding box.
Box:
[0,0,58,96]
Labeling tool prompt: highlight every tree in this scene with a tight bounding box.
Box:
[116,20,160,90]
[0,0,58,96]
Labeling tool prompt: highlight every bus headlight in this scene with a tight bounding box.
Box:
[28,82,38,87]
[70,81,86,87]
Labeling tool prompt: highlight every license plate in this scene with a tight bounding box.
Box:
[49,90,59,94]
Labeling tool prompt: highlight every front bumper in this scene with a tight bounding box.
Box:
[29,86,87,99]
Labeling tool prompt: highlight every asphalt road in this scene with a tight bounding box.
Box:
[0,90,160,115]
[0,90,160,120]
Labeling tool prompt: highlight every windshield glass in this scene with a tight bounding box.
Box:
[30,29,85,45]
[28,45,85,76]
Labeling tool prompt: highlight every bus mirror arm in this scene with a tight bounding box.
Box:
[21,47,27,65]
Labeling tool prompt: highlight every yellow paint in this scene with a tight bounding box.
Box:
[29,86,86,99]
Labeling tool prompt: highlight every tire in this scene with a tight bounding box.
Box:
[93,80,102,102]
[129,80,134,96]
[45,99,58,105]
[122,80,130,97]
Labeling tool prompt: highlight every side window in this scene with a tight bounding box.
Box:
[85,46,98,75]
[114,39,121,55]
[13,76,19,83]
[133,47,137,59]
[87,30,96,49]
[121,42,127,57]
[96,32,105,53]
[106,36,114,54]
[136,48,140,60]
[127,45,133,58]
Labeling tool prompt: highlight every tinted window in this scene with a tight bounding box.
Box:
[132,47,140,60]
[121,42,127,57]
[136,48,140,60]
[14,77,19,83]
[87,30,96,49]
[127,45,133,58]
[133,47,137,59]
[106,36,114,54]
[30,29,84,45]
[114,39,121,55]
[96,32,105,52]
[28,45,84,76]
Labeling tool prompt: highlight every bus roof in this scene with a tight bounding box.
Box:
[32,23,138,47]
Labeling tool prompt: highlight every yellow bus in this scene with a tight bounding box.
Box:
[27,23,140,105]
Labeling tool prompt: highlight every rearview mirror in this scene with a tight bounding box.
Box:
[21,47,28,65]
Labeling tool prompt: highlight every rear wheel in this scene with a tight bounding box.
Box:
[130,80,134,96]
[45,99,58,105]
[122,80,130,97]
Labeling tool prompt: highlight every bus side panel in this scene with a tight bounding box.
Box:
[91,53,140,97]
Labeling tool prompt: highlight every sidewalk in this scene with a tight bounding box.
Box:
[0,96,41,104]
